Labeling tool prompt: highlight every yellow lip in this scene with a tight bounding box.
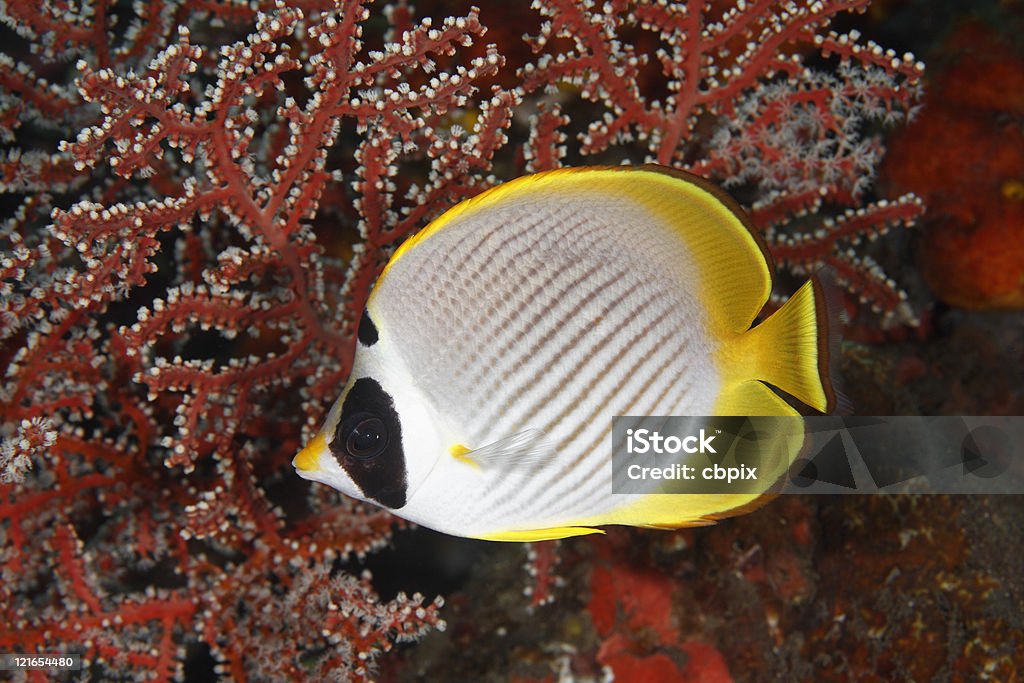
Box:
[293,432,327,472]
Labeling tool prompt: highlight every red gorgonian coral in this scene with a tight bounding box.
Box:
[1,0,922,679]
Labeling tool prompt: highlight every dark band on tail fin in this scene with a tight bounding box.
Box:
[812,269,851,415]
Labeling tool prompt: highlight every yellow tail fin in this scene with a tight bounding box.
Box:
[718,279,835,415]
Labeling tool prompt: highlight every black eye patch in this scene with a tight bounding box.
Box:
[357,307,379,346]
[330,377,406,508]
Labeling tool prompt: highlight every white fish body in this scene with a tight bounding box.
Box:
[294,166,834,541]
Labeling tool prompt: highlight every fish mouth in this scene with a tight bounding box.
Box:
[293,432,327,473]
[292,467,318,481]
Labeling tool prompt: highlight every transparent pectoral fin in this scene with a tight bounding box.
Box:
[453,429,554,469]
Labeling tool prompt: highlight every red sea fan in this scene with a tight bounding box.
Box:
[0,0,922,679]
[0,0,501,678]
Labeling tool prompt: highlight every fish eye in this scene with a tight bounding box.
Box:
[344,414,388,459]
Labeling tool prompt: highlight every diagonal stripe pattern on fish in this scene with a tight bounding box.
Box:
[293,165,836,541]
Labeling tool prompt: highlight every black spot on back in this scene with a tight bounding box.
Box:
[358,308,379,346]
[330,377,406,508]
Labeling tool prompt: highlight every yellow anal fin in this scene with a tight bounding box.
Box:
[607,383,806,530]
[630,492,783,528]
[723,279,835,414]
[712,379,807,480]
[603,492,770,531]
[478,526,606,542]
[635,518,717,530]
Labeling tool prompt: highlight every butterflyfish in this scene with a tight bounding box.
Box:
[293,165,835,541]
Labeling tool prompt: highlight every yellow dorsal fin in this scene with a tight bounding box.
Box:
[374,165,773,338]
[477,526,606,542]
[622,165,774,336]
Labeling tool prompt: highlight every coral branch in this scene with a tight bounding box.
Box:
[1,0,925,678]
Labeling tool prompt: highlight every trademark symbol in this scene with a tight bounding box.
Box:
[716,429,722,434]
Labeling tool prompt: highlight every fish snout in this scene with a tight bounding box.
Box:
[293,432,327,473]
